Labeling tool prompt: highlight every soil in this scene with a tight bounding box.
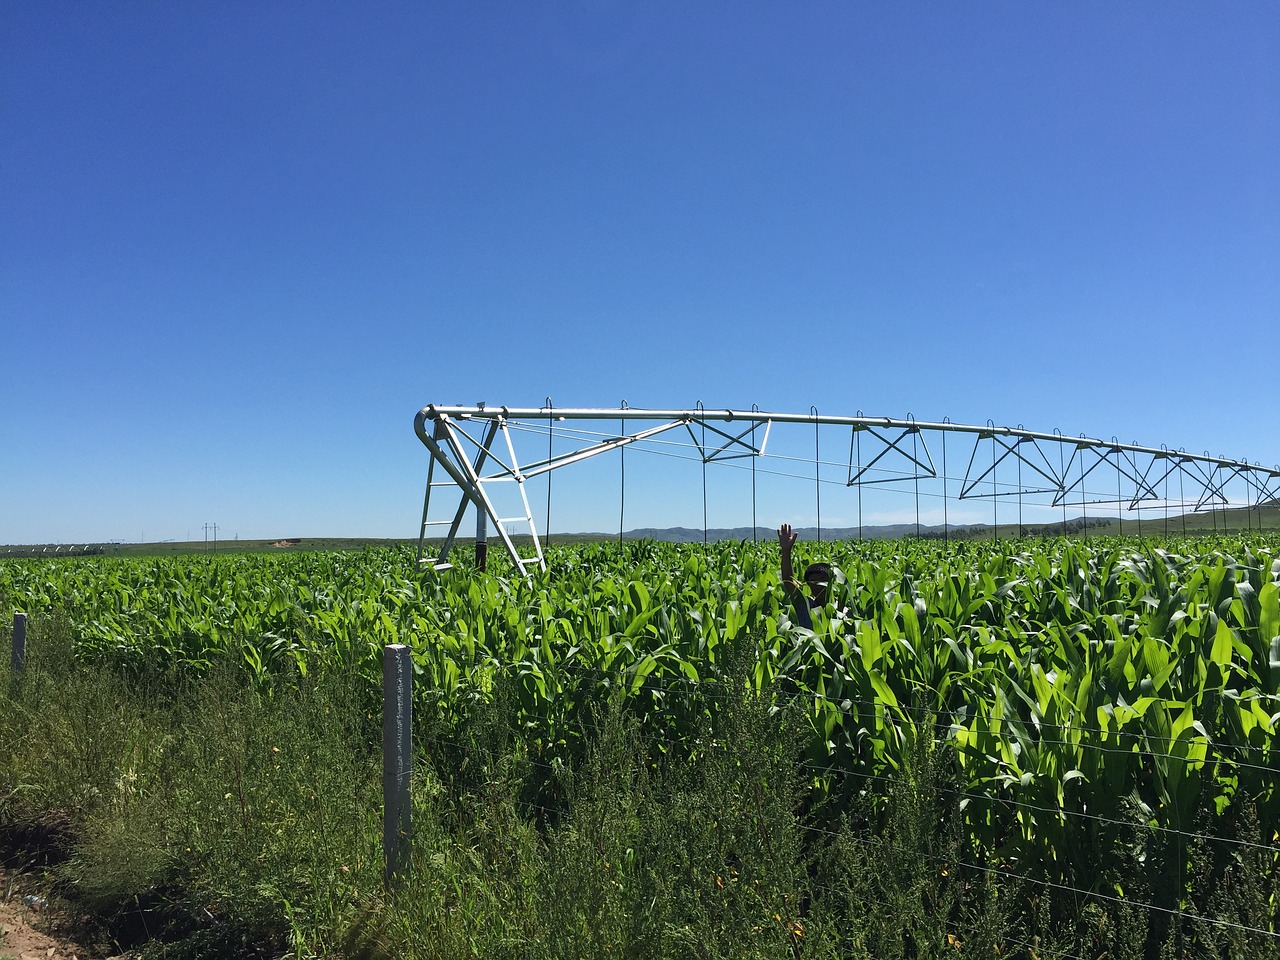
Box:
[1,821,110,959]
[0,878,106,960]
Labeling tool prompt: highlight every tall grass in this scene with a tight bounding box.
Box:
[2,607,1278,959]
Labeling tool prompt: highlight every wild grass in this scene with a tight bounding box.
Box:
[1,613,1278,959]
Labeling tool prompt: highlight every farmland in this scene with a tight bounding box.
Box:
[1,535,1279,958]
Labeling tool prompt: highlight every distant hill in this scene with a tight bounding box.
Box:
[4,503,1275,558]
[601,519,1115,543]
[620,524,928,543]
[598,503,1280,542]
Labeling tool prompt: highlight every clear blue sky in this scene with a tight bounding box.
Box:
[3,2,1277,543]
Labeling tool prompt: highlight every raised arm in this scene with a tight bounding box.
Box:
[778,523,803,599]
[778,523,813,628]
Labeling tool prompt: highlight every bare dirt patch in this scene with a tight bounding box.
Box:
[270,538,302,548]
[0,881,103,960]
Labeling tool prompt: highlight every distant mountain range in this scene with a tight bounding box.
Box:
[6,504,1270,559]
[617,525,920,542]
[592,507,1271,542]
[589,522,1091,542]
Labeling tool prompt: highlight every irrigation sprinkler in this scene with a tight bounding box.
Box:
[413,404,1280,573]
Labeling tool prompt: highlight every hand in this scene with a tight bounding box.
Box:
[777,523,797,553]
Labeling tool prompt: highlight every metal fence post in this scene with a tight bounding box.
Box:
[11,612,26,674]
[383,643,412,885]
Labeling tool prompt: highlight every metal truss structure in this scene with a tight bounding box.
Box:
[414,404,1280,574]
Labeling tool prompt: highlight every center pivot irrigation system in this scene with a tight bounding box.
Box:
[414,403,1280,575]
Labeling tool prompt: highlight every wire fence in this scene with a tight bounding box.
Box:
[394,648,1280,949]
[5,604,1278,954]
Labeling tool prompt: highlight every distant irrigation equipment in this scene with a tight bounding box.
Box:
[413,403,1280,575]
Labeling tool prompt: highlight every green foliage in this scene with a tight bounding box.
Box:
[2,534,1279,956]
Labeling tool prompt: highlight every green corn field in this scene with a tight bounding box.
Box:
[1,534,1278,956]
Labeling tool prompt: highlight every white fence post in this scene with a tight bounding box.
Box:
[11,612,26,674]
[383,643,412,885]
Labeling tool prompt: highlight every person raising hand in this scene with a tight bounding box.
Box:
[778,523,833,630]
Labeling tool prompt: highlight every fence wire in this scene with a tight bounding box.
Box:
[412,715,1280,948]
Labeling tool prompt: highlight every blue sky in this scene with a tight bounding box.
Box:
[3,2,1277,543]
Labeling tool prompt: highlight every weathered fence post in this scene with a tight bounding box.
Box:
[11,612,26,674]
[383,643,412,886]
